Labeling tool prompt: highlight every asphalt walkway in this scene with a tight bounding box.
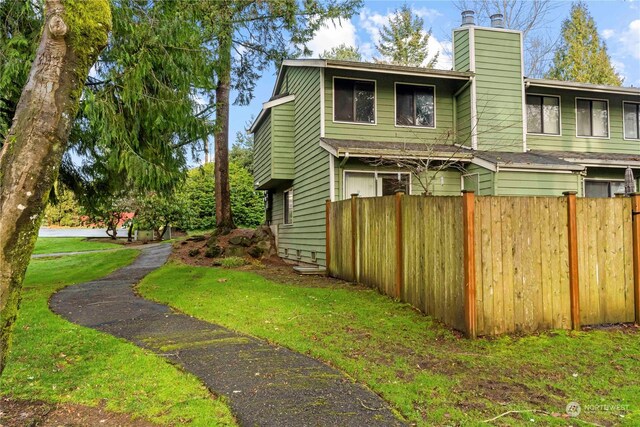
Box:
[50,244,404,427]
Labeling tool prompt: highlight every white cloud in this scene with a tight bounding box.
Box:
[412,7,442,21]
[601,29,615,40]
[430,38,452,70]
[620,19,640,59]
[307,19,357,57]
[358,8,392,47]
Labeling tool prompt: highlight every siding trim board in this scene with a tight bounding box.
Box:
[520,30,527,152]
[468,28,478,149]
[574,97,611,140]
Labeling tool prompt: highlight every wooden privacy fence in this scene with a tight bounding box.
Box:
[326,192,640,337]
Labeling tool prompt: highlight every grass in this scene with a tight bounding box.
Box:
[0,250,236,426]
[138,262,640,427]
[33,237,120,254]
[219,257,246,268]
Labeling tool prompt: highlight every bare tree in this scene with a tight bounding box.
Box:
[455,0,560,77]
[364,97,522,194]
[0,0,111,375]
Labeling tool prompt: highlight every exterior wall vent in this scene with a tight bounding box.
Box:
[461,10,475,26]
[490,13,505,28]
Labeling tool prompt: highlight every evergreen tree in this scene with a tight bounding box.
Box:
[230,129,255,173]
[320,43,363,61]
[376,4,438,67]
[195,0,362,233]
[546,2,622,86]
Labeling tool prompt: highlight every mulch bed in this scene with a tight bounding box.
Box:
[171,232,359,289]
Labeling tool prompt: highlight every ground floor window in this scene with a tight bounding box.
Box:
[284,189,293,224]
[584,180,625,198]
[343,171,410,199]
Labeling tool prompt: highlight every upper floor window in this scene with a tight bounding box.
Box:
[334,78,375,124]
[623,102,640,140]
[395,83,435,127]
[526,95,560,135]
[576,98,609,138]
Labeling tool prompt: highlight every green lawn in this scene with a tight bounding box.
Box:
[33,237,120,254]
[139,262,640,427]
[0,251,236,426]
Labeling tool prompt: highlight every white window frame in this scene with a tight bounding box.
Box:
[393,81,437,129]
[575,97,610,139]
[622,101,640,141]
[283,188,293,225]
[461,173,480,192]
[583,178,626,198]
[332,76,377,126]
[525,93,561,136]
[342,169,412,199]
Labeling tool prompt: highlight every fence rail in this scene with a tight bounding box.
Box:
[326,192,640,337]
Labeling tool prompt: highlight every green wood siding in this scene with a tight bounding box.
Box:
[421,170,462,195]
[253,114,272,188]
[456,85,472,146]
[271,102,295,179]
[453,29,470,71]
[525,87,640,154]
[324,69,459,144]
[473,28,524,151]
[272,67,328,266]
[495,171,582,196]
[464,164,495,195]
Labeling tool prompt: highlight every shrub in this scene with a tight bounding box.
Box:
[177,162,264,230]
[220,256,246,268]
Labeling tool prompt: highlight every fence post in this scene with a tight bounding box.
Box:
[351,193,358,283]
[325,199,331,276]
[395,190,404,299]
[563,191,581,330]
[462,190,477,339]
[632,193,640,325]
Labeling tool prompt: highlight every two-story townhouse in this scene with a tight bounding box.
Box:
[251,12,640,267]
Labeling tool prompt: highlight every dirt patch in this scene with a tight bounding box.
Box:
[583,323,639,334]
[0,397,158,427]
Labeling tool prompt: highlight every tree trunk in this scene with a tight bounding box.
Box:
[0,0,111,376]
[213,3,235,235]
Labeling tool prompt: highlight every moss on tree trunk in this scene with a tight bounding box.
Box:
[0,0,111,375]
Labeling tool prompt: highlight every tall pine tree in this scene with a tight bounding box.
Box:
[195,0,362,234]
[376,4,438,67]
[546,2,622,86]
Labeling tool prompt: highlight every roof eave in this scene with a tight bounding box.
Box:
[525,78,640,96]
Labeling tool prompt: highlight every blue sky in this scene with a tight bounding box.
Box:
[226,0,640,144]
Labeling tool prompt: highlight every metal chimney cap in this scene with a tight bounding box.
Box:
[461,10,475,26]
[490,13,505,28]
